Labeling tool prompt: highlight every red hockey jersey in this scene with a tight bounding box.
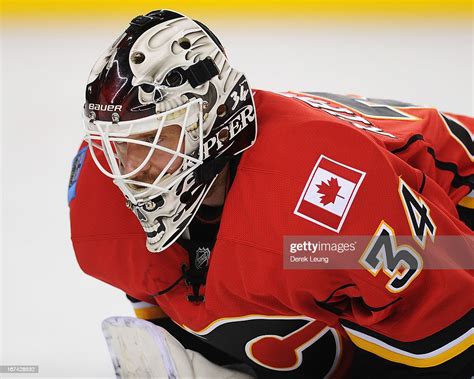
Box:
[70,90,473,378]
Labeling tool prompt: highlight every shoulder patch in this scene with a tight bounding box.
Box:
[294,155,365,232]
[68,146,88,204]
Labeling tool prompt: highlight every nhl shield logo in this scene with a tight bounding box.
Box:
[294,155,365,232]
[195,247,211,269]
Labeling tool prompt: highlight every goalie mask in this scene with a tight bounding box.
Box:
[83,10,257,252]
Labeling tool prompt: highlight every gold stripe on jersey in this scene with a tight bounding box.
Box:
[343,326,473,367]
[458,191,474,209]
[132,302,168,320]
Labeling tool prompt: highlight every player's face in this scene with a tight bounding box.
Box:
[114,124,184,186]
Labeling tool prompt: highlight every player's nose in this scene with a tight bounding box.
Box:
[119,143,152,175]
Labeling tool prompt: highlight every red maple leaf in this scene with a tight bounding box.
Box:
[316,177,344,206]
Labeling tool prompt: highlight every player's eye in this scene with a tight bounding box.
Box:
[143,135,163,144]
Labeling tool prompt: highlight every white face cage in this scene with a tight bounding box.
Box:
[83,98,205,204]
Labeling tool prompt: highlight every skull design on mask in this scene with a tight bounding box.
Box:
[83,10,257,252]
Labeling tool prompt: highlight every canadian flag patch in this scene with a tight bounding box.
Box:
[294,155,366,232]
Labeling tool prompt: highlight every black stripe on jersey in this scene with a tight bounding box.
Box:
[341,309,473,355]
[317,283,356,303]
[426,147,474,189]
[313,284,356,315]
[389,134,473,190]
[314,284,401,315]
[441,114,474,155]
[363,297,402,312]
[456,205,474,231]
[126,294,141,303]
[390,134,424,154]
[419,173,426,194]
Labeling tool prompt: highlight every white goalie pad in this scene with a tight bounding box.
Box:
[102,316,254,379]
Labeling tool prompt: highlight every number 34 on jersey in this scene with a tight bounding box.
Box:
[360,178,437,293]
